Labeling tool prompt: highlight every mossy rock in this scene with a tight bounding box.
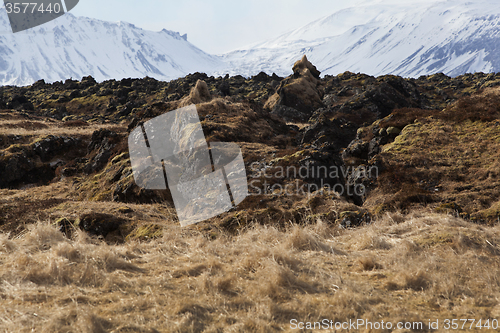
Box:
[336,210,371,228]
[220,212,248,232]
[357,127,368,135]
[91,190,112,202]
[116,206,134,214]
[482,80,500,89]
[126,224,163,241]
[468,214,488,225]
[270,150,306,165]
[435,202,462,215]
[459,212,471,220]
[305,211,337,224]
[111,152,129,164]
[62,115,77,122]
[77,213,127,238]
[53,217,76,238]
[386,126,401,136]
[372,203,393,216]
[477,200,500,221]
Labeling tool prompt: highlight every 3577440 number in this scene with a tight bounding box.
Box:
[5,2,62,14]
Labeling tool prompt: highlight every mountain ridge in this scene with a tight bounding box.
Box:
[2,1,500,86]
[0,9,222,86]
[220,0,500,78]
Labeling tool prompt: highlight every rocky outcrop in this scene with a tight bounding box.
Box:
[300,114,358,151]
[178,79,212,107]
[3,60,500,234]
[0,135,82,188]
[265,55,324,121]
[84,129,120,174]
[320,74,425,127]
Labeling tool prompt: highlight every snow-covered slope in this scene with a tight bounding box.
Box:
[0,9,223,86]
[220,0,500,78]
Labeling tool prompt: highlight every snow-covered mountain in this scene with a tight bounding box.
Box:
[2,0,500,85]
[220,0,500,78]
[0,9,223,86]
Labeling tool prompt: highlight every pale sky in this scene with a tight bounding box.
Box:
[70,0,443,54]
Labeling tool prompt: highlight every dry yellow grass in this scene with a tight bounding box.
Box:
[0,119,126,137]
[0,211,499,332]
[1,88,500,331]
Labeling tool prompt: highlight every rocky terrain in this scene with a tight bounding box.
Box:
[1,56,500,331]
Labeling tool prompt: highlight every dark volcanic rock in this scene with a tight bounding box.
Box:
[33,135,80,162]
[78,212,126,238]
[301,113,358,150]
[7,94,34,110]
[0,135,81,188]
[333,78,424,126]
[252,72,272,83]
[272,105,310,122]
[84,129,119,174]
[112,181,173,204]
[0,152,52,188]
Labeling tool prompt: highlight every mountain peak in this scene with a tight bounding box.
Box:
[220,1,500,78]
[0,14,222,86]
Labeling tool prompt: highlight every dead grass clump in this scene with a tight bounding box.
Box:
[23,222,67,251]
[269,250,302,272]
[330,288,371,317]
[229,224,304,272]
[200,273,236,296]
[96,247,142,273]
[41,306,113,333]
[0,233,16,252]
[284,225,331,252]
[397,240,422,258]
[255,259,319,300]
[174,301,210,318]
[384,281,400,291]
[1,223,141,288]
[172,302,210,332]
[53,242,80,261]
[172,263,212,278]
[352,228,393,250]
[400,271,431,291]
[384,271,431,292]
[357,256,383,271]
[382,211,406,224]
[451,233,483,254]
[40,308,79,333]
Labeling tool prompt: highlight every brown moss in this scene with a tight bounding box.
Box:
[438,87,500,123]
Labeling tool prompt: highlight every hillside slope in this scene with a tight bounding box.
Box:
[1,59,500,331]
